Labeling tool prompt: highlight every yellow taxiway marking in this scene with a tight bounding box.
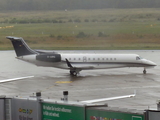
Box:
[41,84,58,92]
[55,81,72,84]
[40,81,72,92]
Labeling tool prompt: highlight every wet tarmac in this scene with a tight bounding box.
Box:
[0,50,160,110]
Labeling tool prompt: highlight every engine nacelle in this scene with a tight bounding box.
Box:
[36,53,61,62]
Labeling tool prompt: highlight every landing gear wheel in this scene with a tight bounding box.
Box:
[143,69,146,74]
[73,72,77,76]
[70,71,77,76]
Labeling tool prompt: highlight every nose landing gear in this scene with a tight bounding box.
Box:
[143,68,146,74]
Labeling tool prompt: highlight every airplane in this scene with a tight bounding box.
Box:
[6,36,156,76]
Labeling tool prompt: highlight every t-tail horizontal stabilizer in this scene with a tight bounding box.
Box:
[6,36,37,57]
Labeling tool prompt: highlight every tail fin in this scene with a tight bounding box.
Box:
[6,36,37,57]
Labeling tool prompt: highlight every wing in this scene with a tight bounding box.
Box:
[0,76,34,83]
[81,93,136,103]
[65,58,95,70]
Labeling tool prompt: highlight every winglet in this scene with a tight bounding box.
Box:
[65,58,73,68]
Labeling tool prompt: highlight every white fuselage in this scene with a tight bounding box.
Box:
[17,53,156,70]
[7,36,156,75]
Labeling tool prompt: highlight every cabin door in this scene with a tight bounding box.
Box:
[83,56,87,62]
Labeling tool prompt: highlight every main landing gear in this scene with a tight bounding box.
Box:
[143,68,146,74]
[70,71,78,76]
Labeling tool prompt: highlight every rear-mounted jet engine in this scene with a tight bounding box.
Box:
[36,53,61,62]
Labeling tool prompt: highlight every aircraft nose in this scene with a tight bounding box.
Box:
[150,61,157,66]
[146,60,157,67]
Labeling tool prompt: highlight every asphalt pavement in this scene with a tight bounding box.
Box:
[0,50,160,110]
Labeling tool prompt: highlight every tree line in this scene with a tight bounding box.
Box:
[1,0,160,11]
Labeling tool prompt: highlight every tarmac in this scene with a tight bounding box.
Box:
[0,50,160,110]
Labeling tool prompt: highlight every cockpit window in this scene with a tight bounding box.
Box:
[136,56,141,60]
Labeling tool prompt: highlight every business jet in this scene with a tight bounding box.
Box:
[6,36,156,76]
